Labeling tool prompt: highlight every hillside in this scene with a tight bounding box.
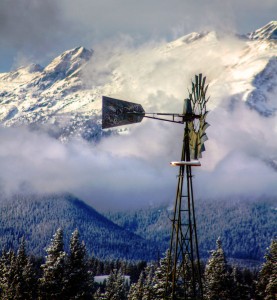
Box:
[0,193,159,261]
[104,197,277,263]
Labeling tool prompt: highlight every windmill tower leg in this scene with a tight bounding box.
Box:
[166,125,203,300]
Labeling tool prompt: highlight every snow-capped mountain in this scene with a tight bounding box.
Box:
[248,20,277,40]
[0,22,276,140]
[0,46,102,141]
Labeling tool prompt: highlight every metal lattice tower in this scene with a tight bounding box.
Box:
[102,74,210,300]
[166,124,203,300]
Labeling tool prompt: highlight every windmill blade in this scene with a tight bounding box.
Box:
[102,96,145,129]
[200,133,208,143]
[199,73,202,88]
[202,121,210,131]
[195,75,199,99]
[202,76,206,90]
[183,98,193,114]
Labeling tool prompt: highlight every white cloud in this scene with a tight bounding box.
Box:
[0,27,277,210]
[0,126,177,209]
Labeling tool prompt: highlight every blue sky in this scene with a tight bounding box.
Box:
[0,0,276,72]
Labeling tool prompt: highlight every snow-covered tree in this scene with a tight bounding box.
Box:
[64,228,93,299]
[128,271,144,300]
[13,238,28,299]
[38,228,67,300]
[0,249,10,297]
[229,267,241,300]
[256,239,277,300]
[175,254,195,299]
[103,269,128,300]
[152,250,171,299]
[0,250,16,300]
[142,264,155,300]
[204,237,231,300]
[14,238,37,300]
[0,238,36,300]
[94,287,104,300]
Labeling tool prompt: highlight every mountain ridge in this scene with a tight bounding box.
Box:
[0,22,276,141]
[0,193,159,260]
[248,21,277,40]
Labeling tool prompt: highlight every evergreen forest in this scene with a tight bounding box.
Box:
[0,228,276,300]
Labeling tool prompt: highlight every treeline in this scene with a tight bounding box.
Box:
[0,229,276,299]
[127,238,276,300]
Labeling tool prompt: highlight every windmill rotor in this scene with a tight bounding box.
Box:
[186,74,210,160]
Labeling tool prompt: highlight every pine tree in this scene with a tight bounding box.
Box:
[204,237,231,300]
[256,239,277,300]
[0,249,9,297]
[64,229,93,299]
[13,237,37,300]
[13,239,28,300]
[94,287,104,300]
[0,245,36,300]
[176,254,194,299]
[152,250,171,299]
[229,267,241,300]
[142,264,155,300]
[0,250,17,300]
[128,271,144,300]
[103,269,128,300]
[240,268,257,300]
[22,256,37,299]
[38,228,67,300]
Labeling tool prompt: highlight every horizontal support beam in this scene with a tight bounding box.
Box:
[170,160,201,167]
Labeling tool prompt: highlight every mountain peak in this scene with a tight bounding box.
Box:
[249,21,277,40]
[44,46,93,77]
[26,63,44,73]
[66,46,93,61]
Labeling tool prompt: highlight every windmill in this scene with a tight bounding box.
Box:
[102,74,209,299]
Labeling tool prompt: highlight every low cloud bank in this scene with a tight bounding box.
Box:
[0,99,277,210]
